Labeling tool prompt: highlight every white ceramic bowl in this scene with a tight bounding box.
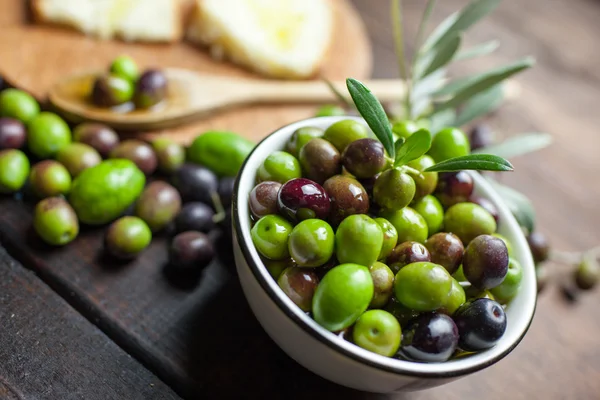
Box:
[232,116,536,393]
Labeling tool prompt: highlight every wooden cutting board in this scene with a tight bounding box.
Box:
[0,0,372,143]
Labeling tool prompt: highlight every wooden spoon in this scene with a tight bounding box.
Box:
[48,68,408,131]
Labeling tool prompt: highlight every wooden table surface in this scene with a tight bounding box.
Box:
[1,1,600,399]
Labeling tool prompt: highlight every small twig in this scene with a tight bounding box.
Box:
[211,191,226,224]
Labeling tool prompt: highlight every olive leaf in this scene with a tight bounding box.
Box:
[421,0,501,52]
[346,78,395,158]
[453,40,499,62]
[323,78,353,108]
[434,57,535,112]
[394,137,406,156]
[473,133,553,158]
[453,84,504,126]
[424,154,513,172]
[415,33,462,79]
[394,129,432,167]
[487,178,535,233]
[391,0,408,82]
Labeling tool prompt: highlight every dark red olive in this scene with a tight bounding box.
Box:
[342,138,387,178]
[435,171,474,208]
[277,178,330,222]
[468,124,495,151]
[134,69,168,109]
[169,231,215,271]
[323,175,369,226]
[425,232,465,275]
[463,234,509,289]
[527,232,550,264]
[0,117,26,149]
[386,241,431,274]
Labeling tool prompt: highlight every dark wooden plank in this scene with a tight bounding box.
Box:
[0,245,180,400]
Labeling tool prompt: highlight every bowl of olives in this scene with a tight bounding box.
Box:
[232,116,536,393]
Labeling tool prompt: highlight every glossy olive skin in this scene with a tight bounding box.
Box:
[0,117,26,149]
[27,112,72,159]
[277,178,330,222]
[444,202,497,245]
[463,234,509,290]
[394,262,452,311]
[251,215,293,260]
[425,232,465,275]
[374,218,398,260]
[369,261,395,308]
[323,119,369,152]
[33,197,79,246]
[91,74,134,107]
[407,155,438,199]
[469,195,499,223]
[491,233,514,257]
[288,219,334,267]
[151,138,185,174]
[527,231,550,264]
[342,138,387,179]
[435,171,474,208]
[0,89,40,123]
[134,181,182,232]
[399,313,459,363]
[0,149,30,193]
[412,195,444,235]
[133,69,168,109]
[323,175,369,226]
[490,258,523,303]
[173,202,214,234]
[249,181,282,220]
[379,207,428,244]
[312,263,374,331]
[392,120,419,139]
[56,143,102,177]
[104,216,152,259]
[440,278,466,315]
[257,151,302,184]
[73,123,119,158]
[454,298,507,352]
[171,163,218,205]
[353,309,401,357]
[335,214,384,267]
[29,160,72,198]
[428,127,470,162]
[110,140,158,175]
[299,138,342,184]
[373,169,416,211]
[168,231,215,271]
[285,126,323,157]
[278,267,319,312]
[386,241,431,274]
[110,55,139,82]
[264,258,293,280]
[468,124,495,151]
[315,104,345,117]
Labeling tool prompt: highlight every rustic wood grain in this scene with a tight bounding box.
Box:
[0,0,371,144]
[0,246,180,400]
[1,0,600,399]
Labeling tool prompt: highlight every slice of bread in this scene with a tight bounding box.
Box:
[32,0,184,43]
[187,0,334,79]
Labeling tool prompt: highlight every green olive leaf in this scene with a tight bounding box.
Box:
[424,154,514,172]
[472,133,553,158]
[415,32,462,79]
[421,0,501,52]
[346,78,395,158]
[394,137,406,156]
[394,129,432,167]
[433,58,535,112]
[454,84,504,126]
[453,40,500,62]
[487,178,535,233]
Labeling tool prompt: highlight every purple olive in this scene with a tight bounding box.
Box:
[73,123,119,158]
[277,178,330,222]
[463,234,509,289]
[386,241,431,274]
[425,232,465,275]
[109,139,157,175]
[134,69,168,109]
[434,171,474,208]
[342,138,387,178]
[399,313,459,363]
[249,181,282,220]
[0,117,26,149]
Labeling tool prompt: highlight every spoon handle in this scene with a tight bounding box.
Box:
[248,79,408,103]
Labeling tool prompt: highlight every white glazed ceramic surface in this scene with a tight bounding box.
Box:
[233,116,537,393]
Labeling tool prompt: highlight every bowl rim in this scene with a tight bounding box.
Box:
[232,116,537,379]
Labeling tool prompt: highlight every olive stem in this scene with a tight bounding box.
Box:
[210,191,226,224]
[399,165,424,180]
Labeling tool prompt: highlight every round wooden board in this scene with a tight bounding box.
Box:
[0,0,372,143]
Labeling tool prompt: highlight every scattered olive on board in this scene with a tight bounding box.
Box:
[104,216,152,260]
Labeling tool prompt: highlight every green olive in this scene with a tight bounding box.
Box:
[352,309,401,357]
[440,278,466,315]
[369,261,395,308]
[33,197,79,246]
[0,149,30,193]
[407,155,438,199]
[27,112,72,159]
[251,215,293,260]
[374,218,398,260]
[104,216,152,259]
[29,160,71,198]
[56,143,102,177]
[0,89,40,123]
[490,258,523,303]
[444,202,497,244]
[315,105,345,117]
[379,207,428,244]
[392,120,419,140]
[394,261,452,311]
[335,214,384,267]
[428,127,470,162]
[109,55,139,82]
[323,119,369,152]
[312,263,374,331]
[285,126,323,157]
[373,168,416,210]
[288,219,335,267]
[256,151,302,184]
[412,195,444,235]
